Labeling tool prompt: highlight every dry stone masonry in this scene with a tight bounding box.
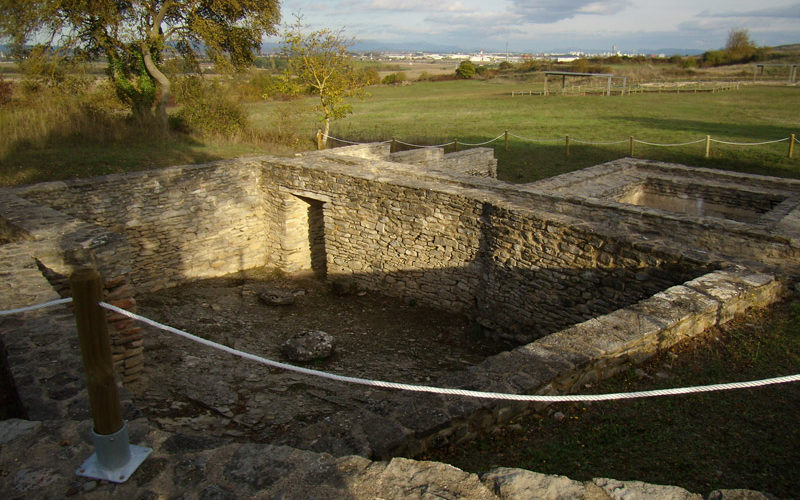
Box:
[1,143,798,497]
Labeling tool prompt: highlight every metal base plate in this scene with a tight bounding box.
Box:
[76,445,152,483]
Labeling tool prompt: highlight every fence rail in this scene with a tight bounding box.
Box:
[325,131,798,160]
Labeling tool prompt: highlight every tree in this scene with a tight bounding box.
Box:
[0,1,280,127]
[280,21,367,146]
[455,60,476,79]
[725,28,757,63]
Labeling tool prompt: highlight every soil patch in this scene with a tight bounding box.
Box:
[132,268,506,443]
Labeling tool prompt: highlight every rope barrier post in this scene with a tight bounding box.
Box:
[705,135,711,158]
[71,268,151,483]
[504,130,509,152]
[316,129,323,151]
[390,138,397,154]
[789,134,795,159]
[454,138,459,152]
[629,136,635,157]
[565,135,570,157]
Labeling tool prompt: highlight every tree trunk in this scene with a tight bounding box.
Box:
[322,117,330,148]
[142,48,171,130]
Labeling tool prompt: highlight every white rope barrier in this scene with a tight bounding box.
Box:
[571,138,630,146]
[0,297,73,316]
[459,134,505,147]
[395,139,456,148]
[99,301,800,403]
[326,136,370,146]
[507,133,563,143]
[709,137,790,146]
[324,132,797,151]
[634,138,708,147]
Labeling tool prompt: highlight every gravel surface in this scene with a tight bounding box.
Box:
[132,269,507,442]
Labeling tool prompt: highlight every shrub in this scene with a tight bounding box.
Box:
[381,72,406,85]
[455,60,476,79]
[0,74,12,105]
[361,67,380,86]
[173,76,248,138]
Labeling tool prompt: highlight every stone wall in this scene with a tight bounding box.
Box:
[0,189,143,382]
[260,156,707,343]
[16,162,273,291]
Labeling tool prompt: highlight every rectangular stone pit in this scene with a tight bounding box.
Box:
[0,148,793,461]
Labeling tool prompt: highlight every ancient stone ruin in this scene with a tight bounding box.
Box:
[0,143,798,497]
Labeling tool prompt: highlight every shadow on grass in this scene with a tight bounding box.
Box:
[494,139,800,183]
[0,128,226,188]
[614,116,798,142]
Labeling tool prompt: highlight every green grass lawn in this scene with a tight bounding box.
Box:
[248,81,800,182]
[3,79,798,186]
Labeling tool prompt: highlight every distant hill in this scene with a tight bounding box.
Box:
[771,43,800,52]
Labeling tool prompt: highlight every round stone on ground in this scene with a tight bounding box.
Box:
[281,330,336,362]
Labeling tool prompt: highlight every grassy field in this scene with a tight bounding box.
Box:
[249,80,800,182]
[2,78,798,186]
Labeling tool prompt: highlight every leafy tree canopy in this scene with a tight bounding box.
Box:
[279,19,368,146]
[0,0,280,125]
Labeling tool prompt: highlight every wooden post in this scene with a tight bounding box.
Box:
[70,268,123,436]
[504,130,509,152]
[390,138,397,153]
[789,134,795,159]
[565,135,570,157]
[629,136,635,157]
[454,138,459,152]
[544,74,549,96]
[316,129,323,150]
[705,135,711,158]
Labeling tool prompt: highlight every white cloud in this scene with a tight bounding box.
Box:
[703,3,800,18]
[365,0,466,12]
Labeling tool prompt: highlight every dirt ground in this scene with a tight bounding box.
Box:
[132,268,506,443]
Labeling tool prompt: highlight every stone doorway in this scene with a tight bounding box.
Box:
[282,193,328,278]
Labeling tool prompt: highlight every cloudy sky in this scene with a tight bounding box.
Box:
[270,0,800,53]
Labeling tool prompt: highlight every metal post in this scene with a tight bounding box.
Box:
[71,268,151,483]
[705,135,711,159]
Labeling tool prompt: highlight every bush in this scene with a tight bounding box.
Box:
[381,72,406,85]
[455,60,476,79]
[0,74,12,105]
[498,61,513,71]
[173,76,248,138]
[361,67,380,86]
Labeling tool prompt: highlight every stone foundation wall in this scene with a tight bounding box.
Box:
[16,162,273,291]
[260,157,708,343]
[0,189,143,382]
